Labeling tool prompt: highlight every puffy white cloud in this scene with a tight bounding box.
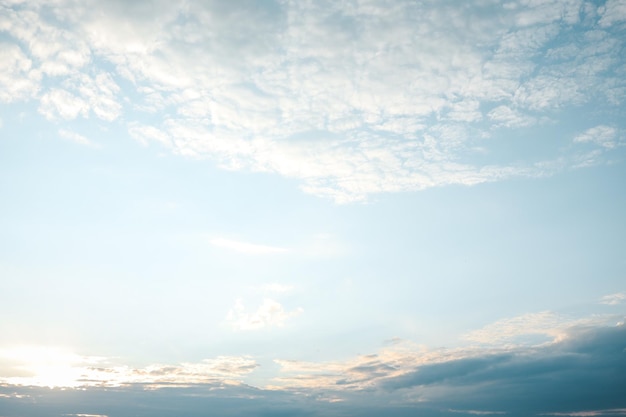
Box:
[226,298,303,331]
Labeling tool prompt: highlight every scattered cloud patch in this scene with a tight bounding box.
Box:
[226,298,303,331]
[1,1,625,201]
[574,125,619,149]
[599,0,626,27]
[39,89,89,121]
[601,292,626,305]
[58,129,99,148]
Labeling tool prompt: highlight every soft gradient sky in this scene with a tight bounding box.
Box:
[1,0,625,416]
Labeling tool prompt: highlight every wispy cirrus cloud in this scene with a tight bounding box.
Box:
[601,292,626,305]
[574,125,619,149]
[58,129,99,148]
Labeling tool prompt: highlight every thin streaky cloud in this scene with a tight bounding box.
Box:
[541,409,626,416]
[58,129,99,148]
[600,292,626,305]
[574,125,619,149]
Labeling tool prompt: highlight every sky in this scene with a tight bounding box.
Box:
[0,0,625,416]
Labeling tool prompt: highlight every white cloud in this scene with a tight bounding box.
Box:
[226,298,303,331]
[1,1,625,201]
[600,292,626,305]
[210,238,288,255]
[462,311,615,346]
[574,125,619,149]
[39,89,89,120]
[599,0,626,27]
[58,129,99,148]
[0,43,40,103]
[128,123,172,147]
[488,105,536,128]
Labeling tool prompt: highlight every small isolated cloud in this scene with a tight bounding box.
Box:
[574,125,618,149]
[58,129,98,148]
[600,292,626,305]
[210,238,288,255]
[226,298,303,331]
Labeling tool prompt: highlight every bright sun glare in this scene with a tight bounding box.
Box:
[0,346,94,388]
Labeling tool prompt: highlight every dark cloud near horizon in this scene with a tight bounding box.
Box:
[1,323,624,417]
[382,323,626,415]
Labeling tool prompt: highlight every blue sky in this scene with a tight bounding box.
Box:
[0,0,625,416]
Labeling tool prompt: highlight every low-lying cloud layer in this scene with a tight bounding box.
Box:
[1,317,624,416]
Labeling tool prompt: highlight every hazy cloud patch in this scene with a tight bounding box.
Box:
[601,292,626,305]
